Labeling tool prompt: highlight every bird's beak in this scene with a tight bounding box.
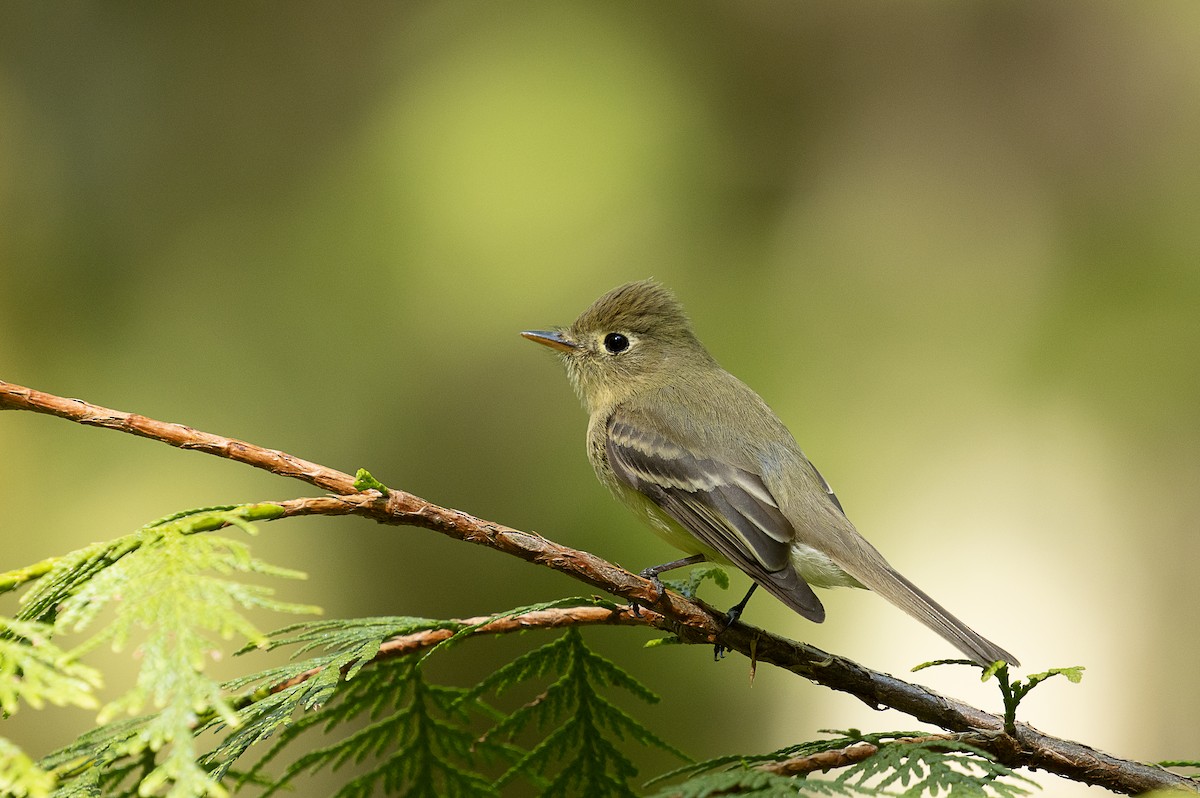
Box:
[521,329,579,353]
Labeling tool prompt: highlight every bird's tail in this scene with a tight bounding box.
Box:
[865,564,1019,667]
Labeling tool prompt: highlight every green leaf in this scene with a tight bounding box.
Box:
[26,506,316,798]
[246,658,512,798]
[0,617,101,715]
[206,616,458,780]
[650,731,1037,798]
[647,766,859,796]
[353,468,390,494]
[836,736,1036,798]
[1023,666,1085,686]
[477,627,688,797]
[662,563,729,600]
[992,663,1086,732]
[0,737,56,798]
[910,658,978,673]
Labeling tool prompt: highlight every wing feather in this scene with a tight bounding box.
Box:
[606,415,825,622]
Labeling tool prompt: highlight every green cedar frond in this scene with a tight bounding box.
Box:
[992,665,1085,734]
[245,657,514,798]
[649,732,1035,798]
[60,525,313,721]
[911,658,979,673]
[662,563,729,600]
[0,618,101,715]
[835,737,1036,797]
[647,766,859,797]
[644,731,907,790]
[1159,760,1200,779]
[204,616,458,779]
[476,628,687,796]
[24,506,312,798]
[15,504,289,629]
[39,714,157,797]
[238,616,454,681]
[1,736,56,798]
[1012,666,1084,688]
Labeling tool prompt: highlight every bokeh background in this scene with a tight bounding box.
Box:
[2,3,1199,796]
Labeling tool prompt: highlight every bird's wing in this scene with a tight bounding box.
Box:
[605,413,826,622]
[807,460,844,513]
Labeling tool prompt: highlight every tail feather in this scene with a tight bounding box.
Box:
[867,565,1018,667]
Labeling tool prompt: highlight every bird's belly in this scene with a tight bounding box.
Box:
[790,542,863,589]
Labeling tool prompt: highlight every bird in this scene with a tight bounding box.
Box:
[521,279,1018,668]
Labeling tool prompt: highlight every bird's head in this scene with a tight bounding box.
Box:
[522,280,712,414]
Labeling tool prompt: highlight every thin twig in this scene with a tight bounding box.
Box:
[262,604,648,696]
[2,378,1195,796]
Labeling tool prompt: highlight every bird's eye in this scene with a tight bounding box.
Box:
[603,332,630,354]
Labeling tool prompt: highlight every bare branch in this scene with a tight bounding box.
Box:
[2,378,1195,795]
[264,604,647,696]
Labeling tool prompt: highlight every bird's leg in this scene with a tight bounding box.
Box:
[723,583,759,628]
[713,583,759,660]
[630,553,708,615]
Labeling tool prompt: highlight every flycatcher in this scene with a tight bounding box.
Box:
[522,280,1017,667]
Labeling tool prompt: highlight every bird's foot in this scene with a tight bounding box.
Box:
[630,569,668,617]
[712,584,759,659]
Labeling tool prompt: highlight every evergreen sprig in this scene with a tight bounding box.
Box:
[991,666,1085,735]
[471,627,688,797]
[649,768,858,797]
[649,731,1036,798]
[0,617,101,716]
[833,733,1035,798]
[20,505,317,798]
[1,736,56,798]
[245,657,516,798]
[208,616,463,779]
[13,504,287,629]
[911,659,1085,737]
[661,563,729,600]
[0,617,102,798]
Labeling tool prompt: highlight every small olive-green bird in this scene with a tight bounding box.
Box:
[522,279,1017,667]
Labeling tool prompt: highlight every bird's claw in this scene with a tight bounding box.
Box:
[712,591,754,660]
[629,570,667,617]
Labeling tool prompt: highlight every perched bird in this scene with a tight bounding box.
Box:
[522,279,1017,667]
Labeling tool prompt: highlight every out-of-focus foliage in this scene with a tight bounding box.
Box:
[2,4,1198,797]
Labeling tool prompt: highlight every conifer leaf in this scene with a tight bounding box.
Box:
[662,563,729,599]
[646,766,859,797]
[38,714,158,796]
[245,657,513,798]
[0,618,101,714]
[25,506,313,798]
[474,628,687,796]
[992,663,1086,732]
[650,732,1035,798]
[1021,666,1085,686]
[203,616,458,779]
[1,736,56,798]
[834,736,1035,798]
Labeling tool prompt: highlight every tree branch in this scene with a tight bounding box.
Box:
[758,736,950,777]
[2,379,1195,795]
[262,604,646,697]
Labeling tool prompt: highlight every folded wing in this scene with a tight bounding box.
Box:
[606,414,826,622]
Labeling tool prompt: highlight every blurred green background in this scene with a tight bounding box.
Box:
[2,3,1198,796]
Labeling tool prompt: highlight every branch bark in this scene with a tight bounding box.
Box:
[2,379,1194,796]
